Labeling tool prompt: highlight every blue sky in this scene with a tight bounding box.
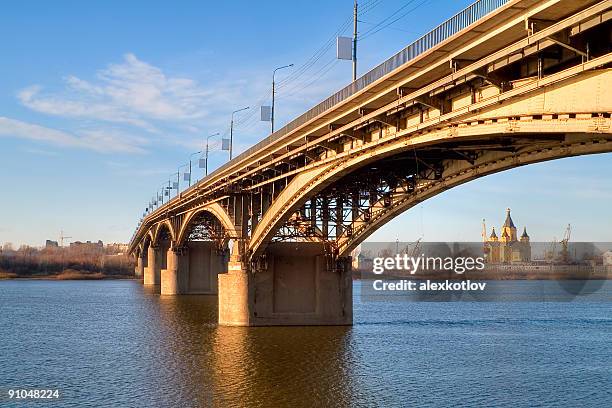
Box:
[0,0,610,246]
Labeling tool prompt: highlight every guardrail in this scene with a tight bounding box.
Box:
[209,0,510,176]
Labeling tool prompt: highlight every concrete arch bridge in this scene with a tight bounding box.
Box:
[129,0,612,325]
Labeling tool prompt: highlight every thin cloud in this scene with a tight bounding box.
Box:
[21,147,60,157]
[105,160,168,176]
[13,53,353,155]
[17,53,215,132]
[0,117,147,154]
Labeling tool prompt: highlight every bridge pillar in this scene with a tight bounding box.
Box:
[218,242,251,326]
[144,245,161,285]
[161,246,189,295]
[218,242,352,326]
[135,253,144,278]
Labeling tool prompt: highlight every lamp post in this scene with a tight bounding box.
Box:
[177,164,188,193]
[158,182,168,205]
[230,107,249,160]
[169,172,179,197]
[204,132,220,176]
[186,151,202,187]
[353,0,358,81]
[271,63,293,133]
[178,164,188,192]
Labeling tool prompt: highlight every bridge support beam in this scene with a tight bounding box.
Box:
[144,245,161,285]
[218,242,352,326]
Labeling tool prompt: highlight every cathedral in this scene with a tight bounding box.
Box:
[484,209,531,264]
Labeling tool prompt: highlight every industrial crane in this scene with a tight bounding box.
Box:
[59,230,72,247]
[560,224,572,263]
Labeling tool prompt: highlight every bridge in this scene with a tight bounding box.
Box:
[128,0,612,326]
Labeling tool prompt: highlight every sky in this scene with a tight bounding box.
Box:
[0,0,610,247]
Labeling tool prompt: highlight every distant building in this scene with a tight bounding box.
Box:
[106,243,129,254]
[603,251,612,266]
[45,240,59,248]
[70,240,104,250]
[1,244,15,256]
[484,209,531,264]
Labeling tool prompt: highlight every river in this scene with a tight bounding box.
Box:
[1,280,610,407]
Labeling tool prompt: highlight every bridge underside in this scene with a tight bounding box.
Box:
[129,0,612,326]
[136,241,352,326]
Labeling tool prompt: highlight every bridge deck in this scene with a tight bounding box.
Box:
[194,0,598,185]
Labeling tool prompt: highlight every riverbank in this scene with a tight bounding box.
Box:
[0,245,134,280]
[0,270,136,280]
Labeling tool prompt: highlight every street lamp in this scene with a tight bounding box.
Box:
[177,164,188,193]
[158,182,168,205]
[169,172,179,197]
[202,132,220,176]
[230,106,249,160]
[272,63,293,133]
[184,151,202,187]
[178,164,189,192]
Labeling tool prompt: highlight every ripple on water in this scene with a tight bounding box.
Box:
[0,280,610,407]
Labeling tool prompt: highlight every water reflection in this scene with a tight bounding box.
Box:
[211,326,355,407]
[144,288,355,407]
[2,281,610,407]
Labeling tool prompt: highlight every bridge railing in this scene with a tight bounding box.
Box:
[209,0,510,176]
[132,0,510,245]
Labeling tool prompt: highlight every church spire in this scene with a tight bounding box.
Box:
[520,226,530,242]
[503,208,516,228]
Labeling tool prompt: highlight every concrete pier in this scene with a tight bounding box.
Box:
[161,246,189,295]
[218,242,352,326]
[135,254,144,278]
[144,245,161,285]
[158,242,169,286]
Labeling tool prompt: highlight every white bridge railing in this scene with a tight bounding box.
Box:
[212,0,510,175]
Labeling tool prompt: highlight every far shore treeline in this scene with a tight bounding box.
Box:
[0,243,134,279]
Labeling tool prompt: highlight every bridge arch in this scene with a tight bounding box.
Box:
[136,230,153,260]
[248,67,612,257]
[141,232,152,252]
[336,138,612,256]
[250,128,612,258]
[176,202,236,247]
[152,220,176,246]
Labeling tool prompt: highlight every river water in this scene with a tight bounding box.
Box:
[0,280,610,407]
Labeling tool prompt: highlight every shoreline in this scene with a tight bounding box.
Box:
[0,272,137,281]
